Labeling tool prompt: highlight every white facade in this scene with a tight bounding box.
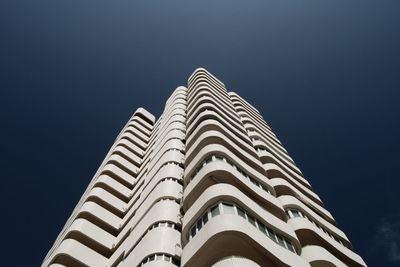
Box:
[43,68,366,267]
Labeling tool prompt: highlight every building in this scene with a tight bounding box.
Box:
[42,68,366,267]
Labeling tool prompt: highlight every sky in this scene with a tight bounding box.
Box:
[1,0,399,266]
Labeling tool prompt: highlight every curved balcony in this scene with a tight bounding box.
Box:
[188,99,243,132]
[120,131,147,150]
[288,218,366,267]
[187,89,237,118]
[270,178,335,224]
[188,70,225,93]
[108,200,182,265]
[50,239,107,267]
[188,69,225,90]
[265,163,322,206]
[147,150,184,179]
[116,138,144,157]
[248,131,288,155]
[182,184,298,248]
[86,187,127,217]
[240,112,273,135]
[75,201,121,235]
[186,126,261,172]
[212,256,261,267]
[279,195,345,240]
[228,92,262,115]
[101,163,136,189]
[187,109,248,142]
[187,82,228,103]
[118,178,183,233]
[183,158,282,220]
[232,102,265,127]
[107,154,138,178]
[127,118,152,136]
[301,245,347,267]
[247,128,286,155]
[124,125,149,143]
[258,148,304,182]
[136,253,180,267]
[94,174,131,201]
[63,218,115,257]
[181,214,309,267]
[113,145,141,167]
[244,122,282,154]
[185,143,267,187]
[133,107,156,125]
[118,227,181,267]
[252,138,295,167]
[186,118,254,157]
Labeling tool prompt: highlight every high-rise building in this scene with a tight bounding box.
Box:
[43,68,366,267]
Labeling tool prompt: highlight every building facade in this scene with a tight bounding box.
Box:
[43,68,366,267]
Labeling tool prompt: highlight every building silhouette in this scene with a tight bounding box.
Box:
[43,68,366,267]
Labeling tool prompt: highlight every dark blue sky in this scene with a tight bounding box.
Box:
[1,1,399,266]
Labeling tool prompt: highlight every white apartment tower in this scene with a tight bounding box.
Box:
[43,68,366,267]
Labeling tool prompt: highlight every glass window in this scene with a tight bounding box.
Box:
[285,210,291,218]
[172,258,180,266]
[292,210,301,217]
[164,255,171,262]
[202,213,208,224]
[247,214,256,226]
[211,205,220,217]
[149,255,155,261]
[222,203,235,214]
[237,207,246,219]
[156,254,163,260]
[197,219,203,231]
[257,221,267,234]
[267,228,277,242]
[285,240,296,253]
[215,156,224,161]
[190,226,196,237]
[276,235,286,247]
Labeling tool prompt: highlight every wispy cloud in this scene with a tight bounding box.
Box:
[374,218,400,262]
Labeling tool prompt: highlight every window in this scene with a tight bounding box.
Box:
[211,205,220,217]
[188,202,298,254]
[247,214,256,226]
[190,226,196,237]
[285,239,296,253]
[257,221,267,234]
[286,208,346,248]
[267,228,277,242]
[197,219,202,231]
[237,207,246,219]
[202,213,208,224]
[222,203,235,214]
[276,235,286,247]
[292,210,301,218]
